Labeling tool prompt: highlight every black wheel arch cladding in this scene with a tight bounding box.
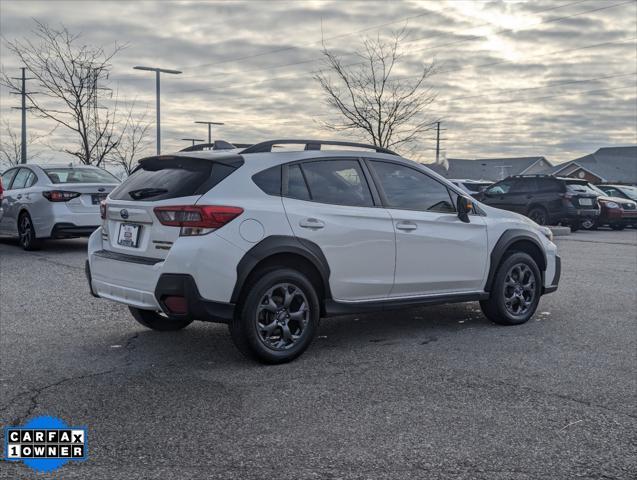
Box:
[231,235,332,304]
[485,229,547,292]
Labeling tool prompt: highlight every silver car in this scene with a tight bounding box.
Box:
[0,164,120,250]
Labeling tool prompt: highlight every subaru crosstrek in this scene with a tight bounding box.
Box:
[86,139,561,363]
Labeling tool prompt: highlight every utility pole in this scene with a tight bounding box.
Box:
[435,121,441,164]
[10,68,35,164]
[194,121,224,144]
[133,66,182,155]
[181,138,204,146]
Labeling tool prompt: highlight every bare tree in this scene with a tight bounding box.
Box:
[0,120,54,168]
[1,20,125,166]
[314,32,438,151]
[111,104,152,176]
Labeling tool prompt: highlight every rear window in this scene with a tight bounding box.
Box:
[45,168,119,184]
[109,157,238,201]
[566,182,599,195]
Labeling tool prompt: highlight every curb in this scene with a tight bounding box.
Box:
[549,226,571,236]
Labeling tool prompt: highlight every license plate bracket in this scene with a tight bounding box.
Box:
[117,223,141,248]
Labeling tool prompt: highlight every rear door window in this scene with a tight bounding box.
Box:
[300,159,373,207]
[10,168,30,190]
[1,168,18,189]
[109,157,237,201]
[286,164,311,201]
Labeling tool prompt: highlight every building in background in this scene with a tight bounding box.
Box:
[428,156,552,182]
[542,146,637,185]
[428,146,636,185]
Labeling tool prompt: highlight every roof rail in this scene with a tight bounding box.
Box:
[240,139,397,155]
[179,140,249,152]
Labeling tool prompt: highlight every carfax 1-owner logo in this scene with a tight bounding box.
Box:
[4,415,88,473]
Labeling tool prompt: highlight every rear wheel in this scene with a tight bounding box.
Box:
[18,212,41,251]
[579,217,596,230]
[528,207,548,226]
[129,307,193,331]
[480,252,541,326]
[229,268,319,364]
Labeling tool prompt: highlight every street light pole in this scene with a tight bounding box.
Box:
[133,66,182,155]
[194,121,224,144]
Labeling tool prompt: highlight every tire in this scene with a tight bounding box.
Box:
[611,224,625,231]
[18,212,42,251]
[229,268,320,364]
[570,222,579,232]
[527,207,548,226]
[129,306,193,331]
[480,252,542,326]
[579,217,596,230]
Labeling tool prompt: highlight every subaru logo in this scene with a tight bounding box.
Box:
[120,209,129,219]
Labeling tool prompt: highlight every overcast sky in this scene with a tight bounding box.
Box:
[1,0,636,166]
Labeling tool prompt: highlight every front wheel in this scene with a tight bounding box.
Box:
[579,217,596,230]
[611,224,625,231]
[18,212,42,251]
[480,252,542,326]
[229,269,319,364]
[129,307,193,331]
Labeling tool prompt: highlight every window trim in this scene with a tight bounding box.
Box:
[281,157,379,208]
[364,158,457,215]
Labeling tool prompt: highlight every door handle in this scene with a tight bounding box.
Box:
[526,195,533,199]
[299,218,325,229]
[396,221,417,231]
[16,194,22,199]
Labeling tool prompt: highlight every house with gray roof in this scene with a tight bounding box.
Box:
[427,156,553,182]
[541,146,637,185]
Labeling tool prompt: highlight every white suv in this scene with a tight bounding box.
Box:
[87,139,560,363]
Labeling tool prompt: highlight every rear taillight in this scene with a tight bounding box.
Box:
[153,205,243,236]
[0,177,4,201]
[100,200,107,219]
[42,191,81,202]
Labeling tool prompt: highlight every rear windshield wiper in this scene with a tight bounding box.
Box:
[128,187,168,200]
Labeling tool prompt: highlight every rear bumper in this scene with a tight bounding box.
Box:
[154,274,235,323]
[52,223,99,238]
[86,228,239,323]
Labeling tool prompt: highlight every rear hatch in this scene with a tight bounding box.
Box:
[102,155,241,260]
[564,181,600,209]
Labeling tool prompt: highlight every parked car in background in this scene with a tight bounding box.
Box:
[581,183,637,230]
[0,164,120,250]
[87,139,560,364]
[597,184,637,202]
[476,175,600,230]
[449,179,493,198]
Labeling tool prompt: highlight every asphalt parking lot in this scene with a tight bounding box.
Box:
[1,230,636,479]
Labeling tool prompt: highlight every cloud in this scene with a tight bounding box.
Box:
[0,0,635,165]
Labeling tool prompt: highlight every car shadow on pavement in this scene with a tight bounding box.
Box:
[0,236,89,252]
[91,301,494,369]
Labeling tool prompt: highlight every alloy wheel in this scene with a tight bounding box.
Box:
[19,215,33,248]
[503,263,536,316]
[256,283,309,351]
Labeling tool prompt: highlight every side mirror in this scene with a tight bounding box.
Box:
[457,196,472,223]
